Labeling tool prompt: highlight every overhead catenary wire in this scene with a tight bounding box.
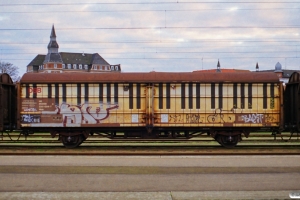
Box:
[1,1,300,6]
[1,26,300,31]
[2,7,300,13]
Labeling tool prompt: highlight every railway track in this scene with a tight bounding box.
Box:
[1,132,299,155]
[0,146,299,155]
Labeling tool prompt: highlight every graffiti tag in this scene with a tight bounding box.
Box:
[186,114,202,123]
[241,114,264,123]
[207,109,225,123]
[169,114,183,123]
[22,115,34,123]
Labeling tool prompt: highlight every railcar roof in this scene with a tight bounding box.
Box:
[20,71,280,83]
[0,73,13,84]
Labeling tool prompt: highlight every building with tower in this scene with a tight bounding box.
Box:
[257,62,300,84]
[26,25,121,73]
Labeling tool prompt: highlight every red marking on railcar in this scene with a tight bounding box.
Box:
[28,87,42,93]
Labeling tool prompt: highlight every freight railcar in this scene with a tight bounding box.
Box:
[284,72,300,133]
[0,73,16,132]
[17,71,283,148]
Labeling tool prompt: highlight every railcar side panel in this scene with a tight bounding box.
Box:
[19,83,150,128]
[19,72,282,132]
[154,82,281,128]
[19,81,281,129]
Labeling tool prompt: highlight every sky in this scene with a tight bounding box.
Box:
[0,0,300,76]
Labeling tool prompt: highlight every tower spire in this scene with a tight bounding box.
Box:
[47,24,59,53]
[216,59,221,72]
[43,24,62,64]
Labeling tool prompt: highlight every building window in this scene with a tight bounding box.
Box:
[79,64,82,69]
[84,65,88,69]
[115,65,118,71]
[73,64,77,69]
[62,64,65,69]
[67,64,71,69]
[54,64,57,69]
[111,66,114,70]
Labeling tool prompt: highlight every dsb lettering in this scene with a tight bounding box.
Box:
[28,87,42,93]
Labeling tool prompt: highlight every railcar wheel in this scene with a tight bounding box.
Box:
[216,135,239,148]
[61,135,84,148]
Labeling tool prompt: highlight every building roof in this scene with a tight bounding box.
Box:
[27,54,46,66]
[194,69,250,73]
[258,69,300,78]
[27,25,111,68]
[44,52,63,64]
[27,52,110,66]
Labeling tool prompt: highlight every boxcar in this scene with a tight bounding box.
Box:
[284,72,300,133]
[0,73,17,132]
[18,71,283,148]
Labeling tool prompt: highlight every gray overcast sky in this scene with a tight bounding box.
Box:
[0,0,300,76]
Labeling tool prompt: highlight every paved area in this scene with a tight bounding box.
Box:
[0,155,299,199]
[0,191,296,200]
[1,155,300,167]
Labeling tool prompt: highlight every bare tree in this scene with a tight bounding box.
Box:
[0,61,20,82]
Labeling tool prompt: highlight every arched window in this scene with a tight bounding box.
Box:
[79,64,82,69]
[73,64,77,69]
[67,64,71,69]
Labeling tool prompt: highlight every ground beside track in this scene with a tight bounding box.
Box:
[0,144,299,155]
[0,155,299,200]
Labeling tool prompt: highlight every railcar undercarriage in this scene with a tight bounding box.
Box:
[26,126,278,148]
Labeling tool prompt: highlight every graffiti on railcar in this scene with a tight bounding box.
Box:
[265,114,276,122]
[21,115,40,123]
[186,114,204,123]
[236,113,265,124]
[21,98,119,126]
[207,108,225,123]
[169,114,184,123]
